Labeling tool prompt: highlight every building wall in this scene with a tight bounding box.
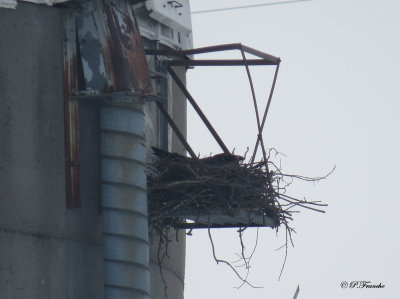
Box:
[0,3,104,298]
[0,2,187,299]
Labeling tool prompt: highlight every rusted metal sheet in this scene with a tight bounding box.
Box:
[62,0,154,207]
[63,10,81,208]
[101,0,152,93]
[78,2,154,297]
[77,0,152,94]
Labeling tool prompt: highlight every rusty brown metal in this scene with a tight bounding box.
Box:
[76,0,152,94]
[63,10,81,208]
[101,0,152,93]
[62,0,155,207]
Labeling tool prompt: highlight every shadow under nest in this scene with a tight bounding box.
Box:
[147,147,289,233]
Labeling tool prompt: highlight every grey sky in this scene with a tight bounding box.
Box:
[184,0,400,298]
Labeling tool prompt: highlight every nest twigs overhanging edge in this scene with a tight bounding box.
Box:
[148,147,330,231]
[147,147,333,288]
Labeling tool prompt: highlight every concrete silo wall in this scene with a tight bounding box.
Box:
[0,3,104,299]
[0,3,187,299]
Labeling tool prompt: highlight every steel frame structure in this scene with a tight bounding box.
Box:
[146,43,282,228]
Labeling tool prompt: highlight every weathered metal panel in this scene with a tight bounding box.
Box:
[64,0,154,208]
[76,2,113,93]
[101,0,152,92]
[77,0,152,94]
[75,2,154,298]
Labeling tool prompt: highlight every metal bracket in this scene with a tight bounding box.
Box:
[145,43,281,66]
[145,43,281,158]
[145,43,281,164]
[146,43,282,229]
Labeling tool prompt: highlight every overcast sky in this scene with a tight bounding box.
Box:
[183,0,400,298]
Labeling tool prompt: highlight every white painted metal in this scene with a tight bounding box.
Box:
[135,0,192,50]
[145,0,191,31]
[136,10,193,50]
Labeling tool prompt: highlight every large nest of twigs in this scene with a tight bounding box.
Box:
[147,147,293,231]
[147,147,330,288]
[148,147,329,233]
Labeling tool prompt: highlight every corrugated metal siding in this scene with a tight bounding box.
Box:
[101,102,150,299]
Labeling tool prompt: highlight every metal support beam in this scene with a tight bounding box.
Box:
[71,91,161,103]
[155,101,198,160]
[167,66,231,155]
[250,63,281,163]
[145,43,280,65]
[168,59,276,67]
[63,10,81,208]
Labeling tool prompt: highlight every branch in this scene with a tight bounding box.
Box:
[208,228,262,289]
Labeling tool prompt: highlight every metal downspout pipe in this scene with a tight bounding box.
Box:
[100,101,150,299]
[74,1,153,296]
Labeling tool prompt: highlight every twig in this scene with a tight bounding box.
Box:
[157,232,169,299]
[208,227,262,289]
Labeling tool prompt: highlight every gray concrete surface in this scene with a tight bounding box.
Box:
[0,4,187,299]
[0,3,103,298]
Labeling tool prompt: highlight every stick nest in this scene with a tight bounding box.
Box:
[147,148,330,289]
[148,150,288,230]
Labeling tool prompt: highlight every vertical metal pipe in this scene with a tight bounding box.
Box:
[100,101,150,299]
[75,0,152,296]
